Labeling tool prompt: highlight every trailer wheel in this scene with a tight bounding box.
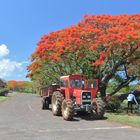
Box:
[62,99,74,121]
[91,98,105,119]
[42,97,49,110]
[51,91,64,116]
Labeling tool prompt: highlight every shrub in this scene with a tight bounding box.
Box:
[106,95,121,112]
[12,88,38,94]
[0,88,9,96]
[120,99,128,110]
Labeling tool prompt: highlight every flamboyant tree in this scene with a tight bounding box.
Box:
[7,81,33,90]
[27,14,140,97]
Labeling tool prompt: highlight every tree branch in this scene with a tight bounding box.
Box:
[109,76,136,96]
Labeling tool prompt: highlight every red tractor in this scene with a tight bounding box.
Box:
[41,75,105,121]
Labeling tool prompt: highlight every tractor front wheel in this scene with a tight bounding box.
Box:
[91,98,105,119]
[51,91,64,116]
[62,99,74,121]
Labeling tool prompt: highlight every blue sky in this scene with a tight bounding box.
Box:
[0,0,140,81]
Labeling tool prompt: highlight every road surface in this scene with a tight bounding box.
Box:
[0,93,140,140]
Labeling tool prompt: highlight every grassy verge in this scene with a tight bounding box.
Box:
[0,96,9,102]
[105,113,140,127]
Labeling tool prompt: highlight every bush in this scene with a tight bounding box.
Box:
[12,88,38,94]
[0,88,9,96]
[120,99,128,110]
[106,95,121,112]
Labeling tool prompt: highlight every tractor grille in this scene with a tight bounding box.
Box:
[81,91,91,105]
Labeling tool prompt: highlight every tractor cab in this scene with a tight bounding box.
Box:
[59,75,98,105]
[60,75,98,89]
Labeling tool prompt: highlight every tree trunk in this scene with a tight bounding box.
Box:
[98,83,107,97]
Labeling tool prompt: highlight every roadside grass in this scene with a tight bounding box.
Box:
[105,113,140,127]
[0,96,9,102]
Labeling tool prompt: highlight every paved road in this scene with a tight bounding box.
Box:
[0,93,140,140]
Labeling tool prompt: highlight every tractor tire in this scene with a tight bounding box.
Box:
[62,99,74,121]
[42,97,49,110]
[51,91,64,116]
[91,98,105,119]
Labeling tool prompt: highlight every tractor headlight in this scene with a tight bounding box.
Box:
[87,95,91,99]
[82,95,86,99]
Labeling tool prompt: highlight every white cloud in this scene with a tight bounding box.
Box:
[0,44,10,58]
[0,44,26,80]
[0,59,23,78]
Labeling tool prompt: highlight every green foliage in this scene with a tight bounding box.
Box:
[13,88,38,94]
[106,95,121,112]
[107,83,140,95]
[119,87,130,93]
[120,99,128,111]
[0,88,9,96]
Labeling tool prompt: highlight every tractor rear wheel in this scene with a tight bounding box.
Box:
[62,99,74,121]
[91,98,105,119]
[51,91,64,116]
[42,97,49,110]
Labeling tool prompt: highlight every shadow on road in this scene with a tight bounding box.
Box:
[75,113,108,121]
[42,107,107,121]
